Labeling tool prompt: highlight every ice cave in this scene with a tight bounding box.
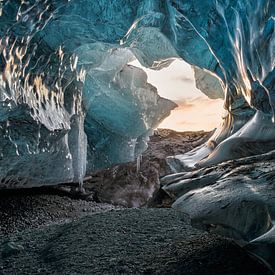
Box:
[0,0,274,270]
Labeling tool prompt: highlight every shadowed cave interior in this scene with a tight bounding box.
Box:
[0,0,274,273]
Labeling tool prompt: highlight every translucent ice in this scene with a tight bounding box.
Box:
[0,0,274,188]
[0,0,176,187]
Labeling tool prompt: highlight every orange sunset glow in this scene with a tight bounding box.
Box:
[159,97,224,131]
[131,59,224,131]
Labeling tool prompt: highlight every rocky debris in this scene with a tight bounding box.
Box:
[0,208,271,275]
[144,129,212,177]
[84,162,160,208]
[84,129,212,208]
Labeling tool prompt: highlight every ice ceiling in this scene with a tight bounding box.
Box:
[0,0,274,188]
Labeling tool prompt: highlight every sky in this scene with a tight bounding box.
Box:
[130,59,224,131]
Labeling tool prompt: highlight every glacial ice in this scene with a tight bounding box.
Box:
[0,0,177,187]
[0,0,273,187]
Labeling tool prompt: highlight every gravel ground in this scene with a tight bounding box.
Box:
[0,188,122,235]
[0,208,271,275]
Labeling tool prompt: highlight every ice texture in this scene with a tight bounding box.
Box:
[0,0,274,188]
[0,0,176,188]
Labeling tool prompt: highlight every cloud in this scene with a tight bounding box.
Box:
[173,99,195,109]
[159,97,224,131]
[173,96,213,110]
[179,120,193,125]
[172,76,194,83]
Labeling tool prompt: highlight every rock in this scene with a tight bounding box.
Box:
[85,162,160,208]
[84,129,210,207]
[193,66,224,100]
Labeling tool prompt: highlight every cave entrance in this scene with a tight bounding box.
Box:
[130,59,224,132]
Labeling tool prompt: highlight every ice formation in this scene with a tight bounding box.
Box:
[0,0,273,186]
[0,0,177,188]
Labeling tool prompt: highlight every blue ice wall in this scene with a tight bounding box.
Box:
[0,0,274,187]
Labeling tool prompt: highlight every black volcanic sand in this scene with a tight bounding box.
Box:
[0,209,271,275]
[0,188,123,235]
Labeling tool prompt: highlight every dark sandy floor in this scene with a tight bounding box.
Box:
[0,208,271,275]
[0,188,123,235]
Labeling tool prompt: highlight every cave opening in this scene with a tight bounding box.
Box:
[130,59,224,132]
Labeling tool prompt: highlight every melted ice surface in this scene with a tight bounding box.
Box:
[0,0,274,187]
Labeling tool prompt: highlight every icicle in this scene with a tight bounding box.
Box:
[136,154,142,174]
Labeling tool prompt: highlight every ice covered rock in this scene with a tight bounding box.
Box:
[162,150,275,268]
[246,226,275,271]
[164,0,275,170]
